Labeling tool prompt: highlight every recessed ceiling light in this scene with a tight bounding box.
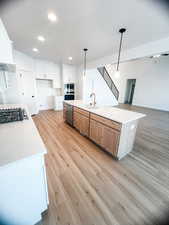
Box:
[48,12,57,22]
[68,57,73,61]
[153,54,160,58]
[37,36,45,42]
[32,48,39,52]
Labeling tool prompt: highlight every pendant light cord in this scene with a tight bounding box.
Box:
[83,48,88,76]
[117,32,123,71]
[84,51,86,76]
[116,28,126,71]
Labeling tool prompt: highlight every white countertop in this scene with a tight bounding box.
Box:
[0,104,47,168]
[64,100,146,124]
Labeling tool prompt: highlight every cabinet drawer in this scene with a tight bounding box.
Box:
[74,107,90,118]
[90,113,121,131]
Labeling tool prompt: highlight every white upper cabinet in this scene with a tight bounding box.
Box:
[62,64,76,84]
[51,74,61,89]
[35,59,61,88]
[35,60,48,78]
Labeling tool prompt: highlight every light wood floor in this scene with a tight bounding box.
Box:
[33,105,169,225]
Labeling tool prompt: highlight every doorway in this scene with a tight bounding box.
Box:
[36,79,55,111]
[18,70,38,115]
[124,79,136,105]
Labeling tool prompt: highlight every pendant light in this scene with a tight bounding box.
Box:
[83,48,88,77]
[114,28,126,78]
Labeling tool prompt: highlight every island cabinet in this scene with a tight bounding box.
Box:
[101,125,120,156]
[74,107,89,137]
[89,119,103,146]
[90,114,121,157]
[63,103,67,121]
[63,102,143,160]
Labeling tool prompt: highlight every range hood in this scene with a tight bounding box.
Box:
[0,63,20,104]
[0,63,16,72]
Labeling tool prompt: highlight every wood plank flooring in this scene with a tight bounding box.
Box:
[33,105,169,225]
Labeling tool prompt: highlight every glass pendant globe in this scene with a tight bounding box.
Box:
[114,71,120,79]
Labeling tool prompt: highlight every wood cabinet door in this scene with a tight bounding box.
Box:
[80,114,89,137]
[74,112,89,137]
[89,119,103,146]
[74,111,81,131]
[102,125,120,157]
[63,104,67,121]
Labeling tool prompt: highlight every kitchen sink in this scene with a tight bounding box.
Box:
[84,105,99,110]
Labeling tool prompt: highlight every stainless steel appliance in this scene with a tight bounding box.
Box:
[66,104,73,126]
[64,83,75,100]
[0,108,28,123]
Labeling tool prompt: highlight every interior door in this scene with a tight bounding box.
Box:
[18,70,38,115]
[124,79,136,105]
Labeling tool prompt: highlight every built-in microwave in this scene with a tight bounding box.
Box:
[64,83,75,100]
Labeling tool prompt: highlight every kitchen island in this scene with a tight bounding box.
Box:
[0,104,48,225]
[63,100,146,160]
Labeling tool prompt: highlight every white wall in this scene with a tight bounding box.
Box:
[83,69,118,106]
[13,50,79,112]
[86,36,169,69]
[0,71,21,104]
[13,50,78,90]
[76,36,169,100]
[62,64,76,84]
[107,57,169,111]
[13,50,35,72]
[13,50,61,111]
[0,18,13,64]
[13,50,37,113]
[35,59,57,75]
[76,66,83,100]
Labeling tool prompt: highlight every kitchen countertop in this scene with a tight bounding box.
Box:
[0,104,47,168]
[64,100,146,124]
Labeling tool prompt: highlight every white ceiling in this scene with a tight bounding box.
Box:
[1,0,169,65]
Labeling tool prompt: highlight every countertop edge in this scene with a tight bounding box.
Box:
[63,100,146,124]
[0,104,47,168]
[0,151,47,170]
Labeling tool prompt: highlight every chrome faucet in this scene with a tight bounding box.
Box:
[90,92,96,107]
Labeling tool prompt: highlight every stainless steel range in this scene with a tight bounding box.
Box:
[0,108,28,124]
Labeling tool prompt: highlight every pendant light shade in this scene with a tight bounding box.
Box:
[114,70,120,79]
[115,28,126,78]
[83,48,88,77]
